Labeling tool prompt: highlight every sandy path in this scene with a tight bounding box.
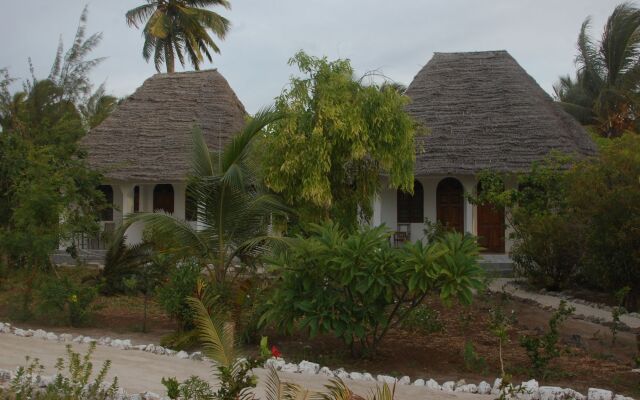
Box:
[0,333,491,399]
[489,278,640,329]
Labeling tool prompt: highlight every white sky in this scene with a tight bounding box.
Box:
[0,0,621,113]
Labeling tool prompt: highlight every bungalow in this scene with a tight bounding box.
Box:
[372,50,596,254]
[68,50,595,264]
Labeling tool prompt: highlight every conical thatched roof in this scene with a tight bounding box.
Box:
[405,50,597,175]
[83,69,246,182]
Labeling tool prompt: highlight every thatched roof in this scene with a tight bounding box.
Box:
[405,50,597,175]
[83,69,246,182]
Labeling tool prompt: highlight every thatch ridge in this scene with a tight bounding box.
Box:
[83,69,247,182]
[405,50,597,175]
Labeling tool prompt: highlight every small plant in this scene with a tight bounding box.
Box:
[462,340,487,374]
[36,275,99,326]
[401,306,444,333]
[488,304,516,379]
[611,286,630,344]
[156,259,203,330]
[519,300,575,379]
[4,343,119,400]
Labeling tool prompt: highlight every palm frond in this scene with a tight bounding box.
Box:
[186,296,235,367]
[126,2,158,28]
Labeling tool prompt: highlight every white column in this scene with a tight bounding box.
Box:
[173,183,186,221]
[372,194,382,227]
[462,177,475,235]
[121,183,143,245]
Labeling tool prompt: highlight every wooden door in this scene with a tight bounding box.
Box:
[153,184,174,213]
[436,178,464,233]
[476,184,505,253]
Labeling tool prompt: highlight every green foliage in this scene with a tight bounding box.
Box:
[422,218,446,243]
[567,134,640,309]
[3,343,119,400]
[519,300,575,379]
[162,376,216,400]
[260,51,417,230]
[488,303,517,379]
[127,109,290,286]
[0,8,109,270]
[126,0,231,72]
[473,156,582,291]
[462,340,487,374]
[156,260,203,330]
[36,275,99,326]
[400,305,444,334]
[554,3,640,137]
[261,222,484,356]
[611,286,630,344]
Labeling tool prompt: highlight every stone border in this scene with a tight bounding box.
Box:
[0,322,634,400]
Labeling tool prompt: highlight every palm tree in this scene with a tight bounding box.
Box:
[125,107,291,283]
[555,2,640,137]
[126,0,231,73]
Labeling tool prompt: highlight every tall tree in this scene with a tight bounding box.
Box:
[126,0,231,73]
[555,2,640,137]
[259,51,418,230]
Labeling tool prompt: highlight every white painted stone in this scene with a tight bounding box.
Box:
[152,346,165,355]
[298,360,320,374]
[133,345,146,351]
[144,344,155,352]
[425,379,441,390]
[59,333,73,342]
[128,394,142,400]
[98,336,112,345]
[264,358,285,370]
[478,381,492,395]
[565,389,586,400]
[318,367,334,377]
[413,379,425,386]
[175,351,189,359]
[33,329,47,339]
[455,384,478,393]
[398,376,410,385]
[72,335,84,343]
[521,379,540,400]
[45,332,58,341]
[492,378,503,395]
[14,329,31,337]
[442,381,455,392]
[190,351,203,361]
[82,336,96,344]
[588,389,613,400]
[539,386,564,400]
[334,369,350,380]
[280,363,299,373]
[376,375,396,385]
[349,372,364,381]
[0,323,10,333]
[164,349,175,356]
[361,372,375,382]
[142,392,161,400]
[614,395,633,400]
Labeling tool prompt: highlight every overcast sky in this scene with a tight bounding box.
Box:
[1,0,621,113]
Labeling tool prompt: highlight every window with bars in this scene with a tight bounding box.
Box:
[397,180,424,223]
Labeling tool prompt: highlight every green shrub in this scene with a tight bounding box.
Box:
[156,260,202,330]
[462,340,487,373]
[520,300,575,379]
[36,276,98,327]
[401,305,444,333]
[2,343,119,400]
[261,222,484,357]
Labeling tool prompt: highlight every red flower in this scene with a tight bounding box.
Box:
[271,345,282,358]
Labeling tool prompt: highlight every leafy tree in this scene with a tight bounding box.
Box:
[125,108,290,284]
[261,222,484,357]
[259,51,418,230]
[126,0,231,73]
[555,2,640,137]
[0,9,109,315]
[81,88,119,128]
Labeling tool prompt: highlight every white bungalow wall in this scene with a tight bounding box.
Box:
[373,175,513,254]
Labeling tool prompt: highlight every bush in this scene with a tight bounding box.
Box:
[567,134,640,309]
[2,343,119,400]
[260,222,484,357]
[520,300,574,379]
[36,275,98,326]
[156,260,203,330]
[401,305,444,334]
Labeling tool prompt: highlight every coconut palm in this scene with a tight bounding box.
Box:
[555,2,640,137]
[125,107,291,283]
[126,0,231,73]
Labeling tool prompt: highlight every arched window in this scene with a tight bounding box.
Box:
[436,177,464,232]
[133,185,140,213]
[397,180,424,223]
[97,185,113,221]
[153,184,174,213]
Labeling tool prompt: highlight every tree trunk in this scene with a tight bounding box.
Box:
[165,45,175,73]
